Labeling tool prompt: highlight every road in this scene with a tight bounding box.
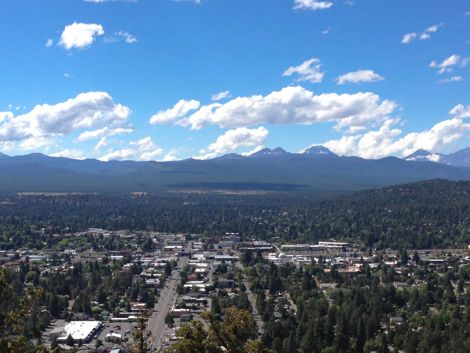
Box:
[147,243,191,351]
[236,262,264,335]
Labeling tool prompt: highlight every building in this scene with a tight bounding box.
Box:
[105,332,122,343]
[56,321,102,344]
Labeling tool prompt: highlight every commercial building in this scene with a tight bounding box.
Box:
[57,321,102,344]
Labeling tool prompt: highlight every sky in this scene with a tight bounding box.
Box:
[0,0,469,161]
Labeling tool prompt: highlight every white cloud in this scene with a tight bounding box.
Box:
[430,54,465,74]
[19,136,55,150]
[283,58,324,83]
[149,99,200,124]
[293,0,333,11]
[117,31,137,44]
[50,149,86,159]
[59,22,105,50]
[105,31,137,44]
[450,104,470,119]
[401,32,417,44]
[77,126,133,142]
[94,137,108,150]
[77,127,108,141]
[0,141,15,151]
[99,148,134,161]
[100,136,163,161]
[0,92,130,150]
[170,86,397,133]
[241,145,265,156]
[46,38,54,47]
[438,76,463,84]
[140,149,163,161]
[197,127,269,159]
[401,23,442,44]
[130,136,163,160]
[130,136,155,151]
[162,149,179,162]
[211,91,231,102]
[336,70,384,85]
[419,23,442,40]
[322,105,470,158]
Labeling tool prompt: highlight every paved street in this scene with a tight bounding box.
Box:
[236,262,264,335]
[148,243,191,351]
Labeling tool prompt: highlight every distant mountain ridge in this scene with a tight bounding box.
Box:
[248,147,291,158]
[404,148,470,168]
[0,146,469,192]
[303,145,337,156]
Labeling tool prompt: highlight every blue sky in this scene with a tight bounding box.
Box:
[0,0,469,161]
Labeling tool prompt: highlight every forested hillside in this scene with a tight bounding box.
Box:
[0,179,468,250]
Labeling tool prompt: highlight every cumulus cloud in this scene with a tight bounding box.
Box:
[336,70,384,85]
[99,148,134,161]
[161,86,397,133]
[149,99,201,124]
[45,38,54,47]
[322,104,470,158]
[50,149,86,159]
[162,149,180,162]
[59,22,105,49]
[401,23,443,44]
[100,136,163,161]
[211,91,231,102]
[283,58,324,83]
[450,104,470,118]
[130,136,163,160]
[77,126,133,142]
[197,126,269,159]
[430,54,467,74]
[0,92,130,150]
[293,0,333,11]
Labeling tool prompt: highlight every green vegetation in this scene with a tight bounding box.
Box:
[0,180,469,249]
[165,308,268,353]
[242,254,470,353]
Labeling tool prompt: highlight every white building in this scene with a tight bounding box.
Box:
[56,321,102,344]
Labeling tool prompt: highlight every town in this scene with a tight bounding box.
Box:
[1,227,469,353]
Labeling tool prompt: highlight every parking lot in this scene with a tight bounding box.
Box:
[97,321,134,349]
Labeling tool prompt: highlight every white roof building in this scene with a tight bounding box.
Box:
[57,321,102,343]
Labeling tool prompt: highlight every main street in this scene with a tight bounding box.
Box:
[147,242,191,351]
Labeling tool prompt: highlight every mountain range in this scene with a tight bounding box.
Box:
[404,148,470,167]
[0,146,469,192]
